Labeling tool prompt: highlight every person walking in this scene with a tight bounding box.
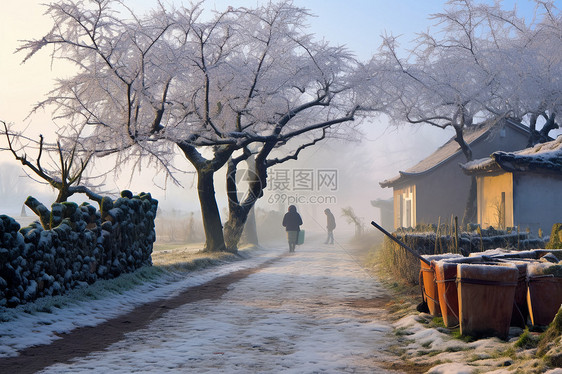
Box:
[324,208,336,244]
[282,205,303,252]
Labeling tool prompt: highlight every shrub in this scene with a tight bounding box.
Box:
[546,223,562,249]
[514,329,540,349]
[377,236,421,285]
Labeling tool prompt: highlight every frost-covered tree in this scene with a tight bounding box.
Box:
[223,129,334,250]
[370,0,562,222]
[378,0,562,150]
[371,0,506,222]
[488,0,562,146]
[437,0,562,147]
[376,1,499,161]
[19,0,378,252]
[1,120,103,204]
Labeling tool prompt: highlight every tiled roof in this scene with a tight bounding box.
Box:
[380,118,529,187]
[462,135,562,175]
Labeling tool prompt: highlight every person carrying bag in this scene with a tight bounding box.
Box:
[282,205,303,252]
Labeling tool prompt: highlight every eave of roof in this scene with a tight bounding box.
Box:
[460,157,501,175]
[462,135,562,176]
[370,198,393,209]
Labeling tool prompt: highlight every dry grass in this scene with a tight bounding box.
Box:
[364,234,562,373]
[356,234,422,321]
[151,242,259,272]
[373,236,421,286]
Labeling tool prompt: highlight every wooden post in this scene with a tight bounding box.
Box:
[478,226,484,252]
[454,216,459,254]
[435,217,441,254]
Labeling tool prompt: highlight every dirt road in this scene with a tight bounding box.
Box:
[1,242,397,373]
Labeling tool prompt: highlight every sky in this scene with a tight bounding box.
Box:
[0,0,540,225]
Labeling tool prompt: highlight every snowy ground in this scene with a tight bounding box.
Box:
[3,235,562,373]
[1,238,398,373]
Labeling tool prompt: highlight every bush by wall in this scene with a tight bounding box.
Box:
[394,227,545,256]
[546,223,562,249]
[0,191,158,308]
[378,227,546,286]
[378,238,421,285]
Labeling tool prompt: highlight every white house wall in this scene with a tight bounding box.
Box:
[388,122,529,229]
[415,159,469,225]
[513,173,562,237]
[414,125,529,226]
[393,186,416,229]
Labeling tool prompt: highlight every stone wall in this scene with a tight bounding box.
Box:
[394,228,546,256]
[0,191,158,308]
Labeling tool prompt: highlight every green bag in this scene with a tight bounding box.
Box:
[297,230,305,245]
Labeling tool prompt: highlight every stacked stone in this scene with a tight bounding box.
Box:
[0,191,158,308]
[395,230,546,256]
[0,215,26,308]
[98,191,157,278]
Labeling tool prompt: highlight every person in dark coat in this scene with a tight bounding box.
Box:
[282,205,302,252]
[324,208,336,244]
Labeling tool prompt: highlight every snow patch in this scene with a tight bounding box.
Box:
[427,362,475,374]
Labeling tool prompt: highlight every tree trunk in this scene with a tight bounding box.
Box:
[223,163,253,251]
[177,142,234,253]
[223,149,267,251]
[198,169,227,252]
[55,186,70,203]
[462,176,477,226]
[243,206,259,246]
[527,113,539,147]
[452,122,477,226]
[539,113,558,142]
[454,125,472,162]
[241,154,260,246]
[224,204,260,251]
[223,204,251,252]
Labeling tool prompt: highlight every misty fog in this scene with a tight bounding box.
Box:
[0,0,467,247]
[0,118,455,244]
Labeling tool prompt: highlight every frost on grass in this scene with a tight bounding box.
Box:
[392,309,522,372]
[0,245,271,358]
